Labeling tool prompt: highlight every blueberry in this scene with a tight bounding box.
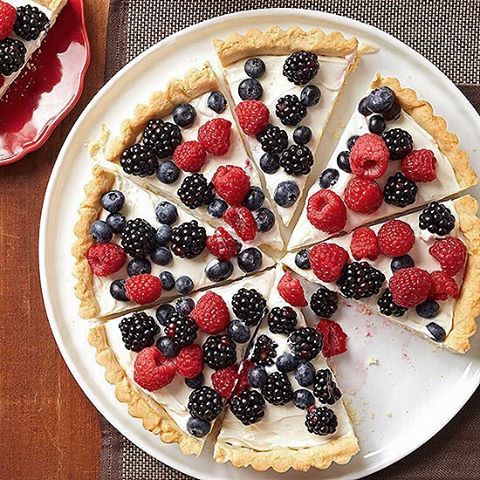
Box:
[260,153,280,174]
[243,186,265,211]
[293,389,315,409]
[155,303,175,325]
[101,190,125,213]
[390,255,414,273]
[173,103,197,128]
[155,224,173,245]
[367,86,395,114]
[347,135,359,151]
[248,365,267,388]
[106,213,126,233]
[186,417,211,438]
[151,246,172,265]
[127,258,152,276]
[156,160,180,184]
[337,151,351,173]
[185,373,204,389]
[383,102,401,121]
[254,208,275,232]
[358,96,372,116]
[293,126,312,145]
[175,275,194,294]
[207,198,228,218]
[300,85,321,107]
[207,91,227,113]
[244,58,266,78]
[155,201,178,225]
[238,248,262,273]
[368,114,386,134]
[238,78,263,100]
[110,279,128,301]
[426,322,446,342]
[294,361,315,387]
[228,319,250,343]
[205,259,233,282]
[159,271,175,290]
[90,220,112,243]
[416,300,440,319]
[276,352,299,373]
[319,168,340,189]
[295,249,311,270]
[156,336,180,357]
[176,297,195,315]
[274,181,300,207]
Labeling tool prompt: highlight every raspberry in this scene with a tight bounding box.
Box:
[389,267,431,308]
[277,270,307,307]
[234,100,270,136]
[87,243,126,277]
[310,243,349,283]
[190,291,230,334]
[176,344,203,379]
[172,140,206,172]
[206,227,237,261]
[428,271,460,301]
[401,149,437,182]
[125,274,162,304]
[430,237,467,276]
[211,365,238,399]
[0,1,16,40]
[307,190,347,234]
[212,165,250,206]
[316,320,348,358]
[223,206,257,241]
[350,227,379,261]
[198,118,231,156]
[133,347,176,391]
[377,219,415,257]
[344,176,383,214]
[349,133,389,179]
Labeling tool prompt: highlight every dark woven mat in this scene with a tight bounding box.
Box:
[101,1,480,479]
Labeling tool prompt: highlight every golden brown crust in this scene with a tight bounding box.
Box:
[371,75,477,189]
[88,326,204,456]
[106,63,219,163]
[213,26,358,66]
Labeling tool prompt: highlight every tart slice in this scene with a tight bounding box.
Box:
[88,269,276,456]
[72,165,275,319]
[214,266,359,472]
[288,74,477,250]
[0,0,66,99]
[283,196,480,353]
[213,26,359,227]
[102,62,284,251]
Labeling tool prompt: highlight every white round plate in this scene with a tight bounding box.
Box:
[39,8,480,480]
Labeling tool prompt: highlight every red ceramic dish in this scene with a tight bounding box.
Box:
[0,0,90,165]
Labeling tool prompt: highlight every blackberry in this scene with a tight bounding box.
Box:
[143,119,182,158]
[170,220,206,259]
[378,288,408,317]
[14,5,49,41]
[250,334,277,367]
[121,144,158,177]
[119,312,160,352]
[283,51,319,85]
[287,327,322,361]
[313,369,342,405]
[280,145,314,176]
[310,287,338,319]
[202,335,237,370]
[256,124,288,154]
[261,372,293,405]
[267,306,298,334]
[419,202,455,236]
[230,389,265,425]
[165,312,198,347]
[231,288,267,326]
[177,173,213,209]
[275,94,307,126]
[305,406,338,436]
[121,218,156,259]
[337,262,385,299]
[384,172,418,207]
[187,386,223,421]
[0,38,26,76]
[382,128,413,160]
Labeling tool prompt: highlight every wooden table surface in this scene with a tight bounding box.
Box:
[0,1,109,478]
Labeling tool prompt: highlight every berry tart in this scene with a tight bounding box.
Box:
[213,26,359,227]
[0,0,65,99]
[288,74,478,250]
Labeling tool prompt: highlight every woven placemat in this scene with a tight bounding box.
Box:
[100,1,480,478]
